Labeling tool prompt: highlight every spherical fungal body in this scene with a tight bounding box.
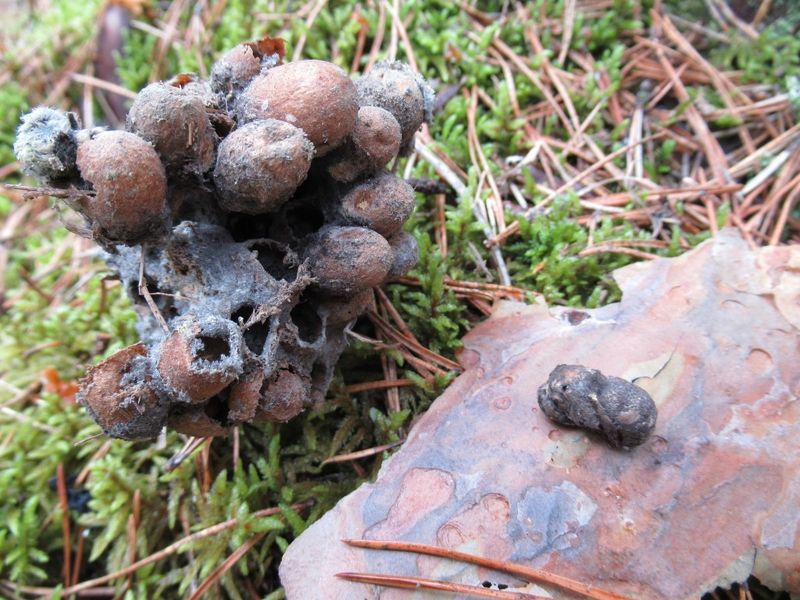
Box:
[356,61,435,154]
[213,119,314,214]
[75,130,168,243]
[236,59,358,156]
[127,82,217,175]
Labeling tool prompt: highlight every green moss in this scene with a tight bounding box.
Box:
[663,0,800,86]
[713,18,800,84]
[0,82,28,166]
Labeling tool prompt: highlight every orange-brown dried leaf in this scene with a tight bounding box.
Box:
[41,367,79,404]
[248,36,286,60]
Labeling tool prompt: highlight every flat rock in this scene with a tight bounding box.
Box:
[280,230,800,599]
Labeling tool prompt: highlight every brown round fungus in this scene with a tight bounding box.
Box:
[255,369,308,422]
[210,37,285,103]
[15,41,433,439]
[168,403,229,437]
[327,106,402,182]
[127,82,217,176]
[306,226,393,296]
[385,231,419,279]
[319,288,375,325]
[156,315,244,403]
[538,364,658,449]
[168,75,236,138]
[78,343,167,440]
[213,119,314,214]
[339,171,416,237]
[75,130,168,243]
[211,45,263,100]
[355,61,434,154]
[227,367,265,423]
[236,60,358,156]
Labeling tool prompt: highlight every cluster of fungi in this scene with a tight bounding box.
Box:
[14,38,433,440]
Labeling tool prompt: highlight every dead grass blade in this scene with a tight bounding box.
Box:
[54,500,313,596]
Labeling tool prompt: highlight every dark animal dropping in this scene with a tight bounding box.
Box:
[538,364,657,448]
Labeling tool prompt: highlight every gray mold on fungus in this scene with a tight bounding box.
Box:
[210,40,282,106]
[15,41,434,440]
[213,119,314,213]
[77,343,169,440]
[356,61,435,155]
[14,107,80,182]
[126,82,218,176]
[155,314,245,404]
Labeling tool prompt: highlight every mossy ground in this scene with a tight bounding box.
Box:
[0,1,798,598]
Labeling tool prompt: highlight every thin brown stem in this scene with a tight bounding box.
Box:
[343,539,633,600]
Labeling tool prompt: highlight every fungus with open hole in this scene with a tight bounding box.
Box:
[13,37,433,438]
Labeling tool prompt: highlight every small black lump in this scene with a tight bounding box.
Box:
[538,364,658,449]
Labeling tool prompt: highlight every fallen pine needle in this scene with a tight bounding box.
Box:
[342,539,633,600]
[187,533,266,600]
[345,379,415,393]
[321,439,404,465]
[336,572,545,599]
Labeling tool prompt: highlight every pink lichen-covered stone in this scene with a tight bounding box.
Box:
[280,230,800,599]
